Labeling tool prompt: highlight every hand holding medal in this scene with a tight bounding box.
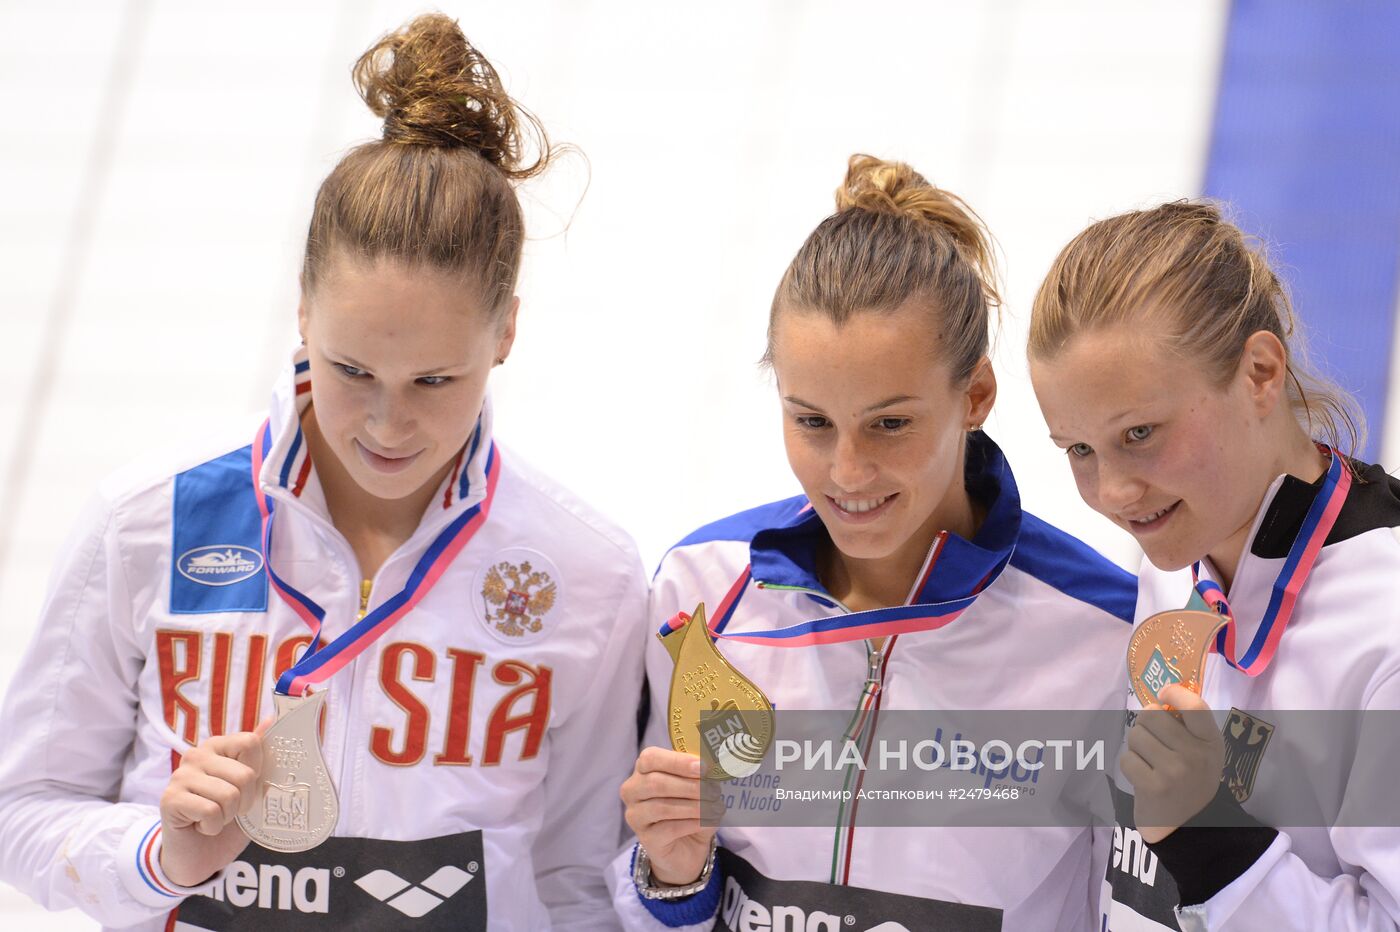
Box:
[1122,611,1228,842]
[158,722,270,887]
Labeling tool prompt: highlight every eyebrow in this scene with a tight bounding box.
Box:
[1047,405,1153,443]
[783,394,919,414]
[326,350,464,379]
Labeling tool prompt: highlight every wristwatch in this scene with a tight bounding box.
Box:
[633,837,718,900]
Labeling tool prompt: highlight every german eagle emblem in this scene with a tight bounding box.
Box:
[481,560,557,638]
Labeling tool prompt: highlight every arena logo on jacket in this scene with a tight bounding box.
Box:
[1106,781,1180,929]
[173,830,486,930]
[473,548,562,646]
[715,848,1002,932]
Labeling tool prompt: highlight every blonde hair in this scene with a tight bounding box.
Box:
[301,13,559,316]
[765,155,999,381]
[1029,200,1363,454]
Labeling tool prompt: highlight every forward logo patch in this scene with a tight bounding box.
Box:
[178,545,264,587]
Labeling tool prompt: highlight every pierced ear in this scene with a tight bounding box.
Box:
[964,356,998,429]
[1239,330,1289,414]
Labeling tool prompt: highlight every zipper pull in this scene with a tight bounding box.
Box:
[863,648,884,701]
[358,579,372,620]
[843,647,886,744]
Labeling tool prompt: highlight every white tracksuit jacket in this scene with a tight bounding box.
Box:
[1104,460,1400,931]
[0,352,648,931]
[608,433,1138,932]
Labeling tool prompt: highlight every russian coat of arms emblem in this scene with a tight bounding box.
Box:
[481,559,557,638]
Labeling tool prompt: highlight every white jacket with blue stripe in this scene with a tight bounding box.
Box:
[0,352,648,931]
[608,433,1137,932]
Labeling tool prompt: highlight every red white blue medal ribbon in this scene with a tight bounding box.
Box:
[252,419,499,696]
[659,529,1004,647]
[1191,447,1350,676]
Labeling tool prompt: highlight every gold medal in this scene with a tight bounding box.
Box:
[1126,610,1227,708]
[661,603,774,781]
[237,689,339,852]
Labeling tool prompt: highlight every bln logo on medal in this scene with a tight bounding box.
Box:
[177,545,263,587]
[263,773,312,832]
[1139,648,1181,700]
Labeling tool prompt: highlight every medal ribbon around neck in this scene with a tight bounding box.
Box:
[252,419,500,696]
[1190,446,1350,676]
[659,529,1008,647]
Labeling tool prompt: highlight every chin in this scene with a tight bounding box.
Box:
[1137,539,1199,574]
[350,469,427,502]
[826,527,899,562]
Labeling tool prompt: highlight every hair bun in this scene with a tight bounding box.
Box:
[352,13,548,178]
[836,154,999,306]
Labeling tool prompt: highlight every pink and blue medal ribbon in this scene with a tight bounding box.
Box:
[1191,447,1350,676]
[659,530,1003,647]
[252,420,499,696]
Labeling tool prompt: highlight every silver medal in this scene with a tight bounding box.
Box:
[237,689,339,852]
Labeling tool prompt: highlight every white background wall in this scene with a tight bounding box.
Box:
[0,1,1229,925]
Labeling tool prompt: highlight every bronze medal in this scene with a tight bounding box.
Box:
[237,689,339,852]
[661,603,775,781]
[1126,609,1227,708]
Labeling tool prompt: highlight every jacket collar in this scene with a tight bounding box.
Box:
[749,431,1021,605]
[258,346,495,529]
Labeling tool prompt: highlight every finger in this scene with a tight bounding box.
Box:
[637,746,703,778]
[632,797,705,831]
[637,772,705,803]
[1157,684,1210,713]
[201,730,263,764]
[1126,719,1175,768]
[254,715,277,738]
[197,755,259,792]
[221,732,265,779]
[196,756,262,816]
[1157,687,1219,742]
[1134,706,1193,752]
[643,818,716,851]
[1119,749,1152,789]
[181,772,244,826]
[168,790,230,836]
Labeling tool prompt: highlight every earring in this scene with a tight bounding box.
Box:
[967,423,983,432]
[494,357,505,366]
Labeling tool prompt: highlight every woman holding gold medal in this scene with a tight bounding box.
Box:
[1029,203,1400,929]
[612,157,1138,930]
[0,14,646,930]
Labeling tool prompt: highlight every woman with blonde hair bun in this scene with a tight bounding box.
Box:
[0,13,646,929]
[614,155,1137,930]
[1031,202,1400,930]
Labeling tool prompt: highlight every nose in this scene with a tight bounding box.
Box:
[829,430,878,492]
[1096,456,1145,513]
[365,388,417,450]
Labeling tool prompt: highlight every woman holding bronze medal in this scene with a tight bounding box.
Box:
[1029,203,1400,929]
[612,156,1138,930]
[0,14,647,930]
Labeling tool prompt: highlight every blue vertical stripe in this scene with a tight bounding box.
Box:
[1204,0,1400,462]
